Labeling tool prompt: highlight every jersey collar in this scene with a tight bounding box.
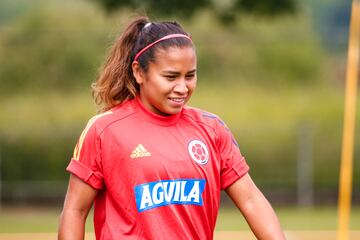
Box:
[134,96,182,126]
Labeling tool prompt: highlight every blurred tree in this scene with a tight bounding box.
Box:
[305,0,352,52]
[92,0,296,23]
[0,6,108,95]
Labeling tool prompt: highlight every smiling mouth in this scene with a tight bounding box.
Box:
[168,97,186,103]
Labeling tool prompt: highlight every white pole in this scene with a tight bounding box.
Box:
[297,123,314,206]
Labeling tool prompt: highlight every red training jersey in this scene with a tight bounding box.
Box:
[67,96,249,240]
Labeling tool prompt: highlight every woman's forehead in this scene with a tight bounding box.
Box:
[152,46,197,69]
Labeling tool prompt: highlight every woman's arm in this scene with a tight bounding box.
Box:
[58,174,98,240]
[225,173,286,240]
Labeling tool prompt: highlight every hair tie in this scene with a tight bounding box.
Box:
[143,22,152,29]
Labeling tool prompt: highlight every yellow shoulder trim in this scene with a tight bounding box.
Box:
[72,111,113,160]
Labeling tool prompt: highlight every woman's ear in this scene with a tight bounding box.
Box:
[132,61,144,84]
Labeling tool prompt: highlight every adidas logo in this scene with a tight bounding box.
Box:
[130,144,151,158]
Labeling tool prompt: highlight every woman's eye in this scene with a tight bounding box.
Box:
[185,74,195,80]
[165,75,176,80]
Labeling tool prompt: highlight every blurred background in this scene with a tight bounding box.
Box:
[0,0,359,235]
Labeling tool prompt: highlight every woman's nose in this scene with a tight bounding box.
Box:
[173,79,188,94]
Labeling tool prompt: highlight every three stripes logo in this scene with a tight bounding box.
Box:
[131,144,151,158]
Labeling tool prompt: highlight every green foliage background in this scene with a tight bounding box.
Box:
[0,0,358,204]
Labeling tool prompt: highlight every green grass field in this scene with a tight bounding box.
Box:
[0,205,359,233]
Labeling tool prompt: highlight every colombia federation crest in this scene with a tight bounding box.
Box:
[188,140,209,165]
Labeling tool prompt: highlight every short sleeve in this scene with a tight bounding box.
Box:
[217,120,249,190]
[66,118,104,190]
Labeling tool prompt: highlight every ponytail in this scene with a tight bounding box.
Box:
[92,16,149,112]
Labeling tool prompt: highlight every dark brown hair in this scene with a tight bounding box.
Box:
[92,16,193,112]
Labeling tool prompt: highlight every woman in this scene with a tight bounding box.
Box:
[58,16,285,240]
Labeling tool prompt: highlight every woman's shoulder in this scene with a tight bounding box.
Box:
[183,105,225,129]
[83,99,137,133]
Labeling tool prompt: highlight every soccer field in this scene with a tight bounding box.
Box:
[1,231,360,240]
[0,206,359,239]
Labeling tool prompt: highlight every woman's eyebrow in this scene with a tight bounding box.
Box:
[161,69,197,74]
[162,70,180,74]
